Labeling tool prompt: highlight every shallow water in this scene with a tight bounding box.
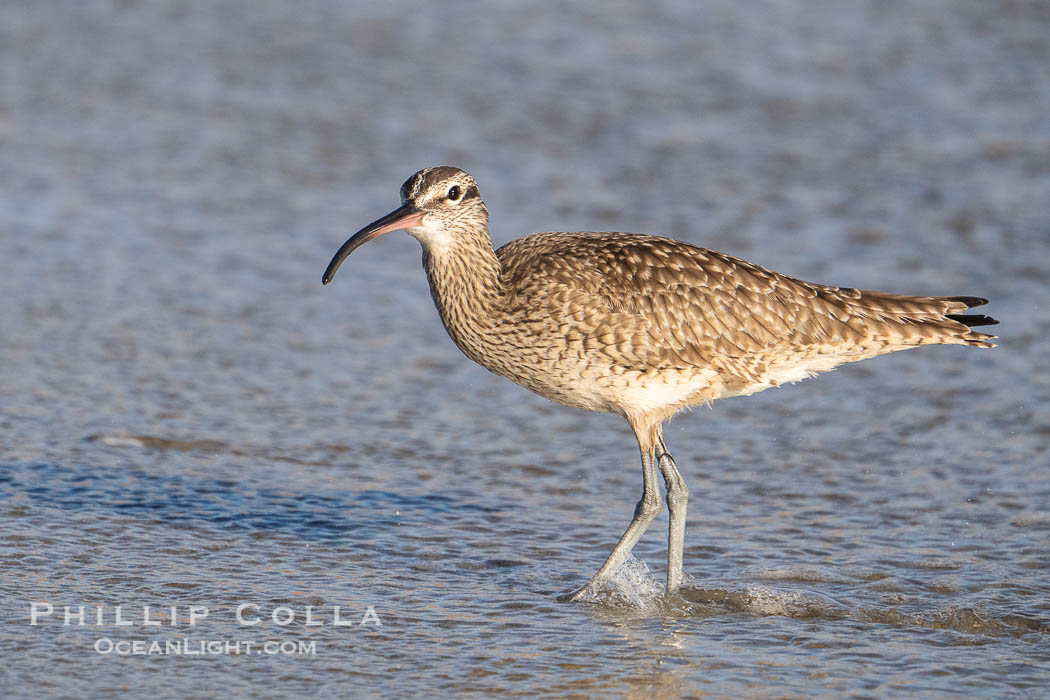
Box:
[2,0,1048,697]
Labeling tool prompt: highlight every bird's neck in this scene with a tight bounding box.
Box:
[420,227,504,365]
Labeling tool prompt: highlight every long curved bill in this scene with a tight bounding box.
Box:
[322,204,424,284]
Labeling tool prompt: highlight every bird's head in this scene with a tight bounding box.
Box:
[322,166,487,284]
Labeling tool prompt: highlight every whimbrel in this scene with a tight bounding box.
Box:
[322,166,997,602]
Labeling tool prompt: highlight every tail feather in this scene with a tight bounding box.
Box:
[945,313,999,327]
[942,295,999,331]
[945,295,990,308]
[937,295,998,347]
[845,290,999,349]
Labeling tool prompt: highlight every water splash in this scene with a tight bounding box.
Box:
[567,555,665,606]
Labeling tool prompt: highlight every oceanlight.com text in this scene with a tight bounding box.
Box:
[94,638,318,656]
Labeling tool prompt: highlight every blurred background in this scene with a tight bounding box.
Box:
[2,1,1047,697]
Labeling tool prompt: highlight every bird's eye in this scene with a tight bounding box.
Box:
[447,185,462,201]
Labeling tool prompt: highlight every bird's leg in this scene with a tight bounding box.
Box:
[656,434,689,596]
[558,443,661,602]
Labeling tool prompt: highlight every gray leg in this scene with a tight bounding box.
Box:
[560,445,662,602]
[656,435,689,596]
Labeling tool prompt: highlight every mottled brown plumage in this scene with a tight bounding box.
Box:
[323,166,997,601]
